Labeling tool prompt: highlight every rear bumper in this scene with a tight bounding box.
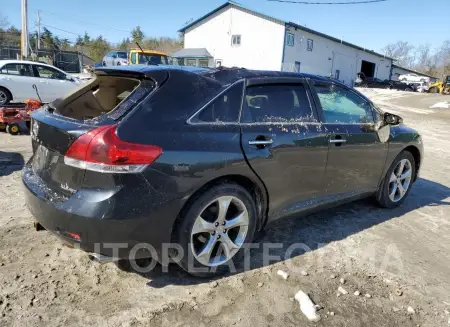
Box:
[22,164,182,260]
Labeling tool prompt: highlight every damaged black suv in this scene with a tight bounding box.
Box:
[23,66,423,276]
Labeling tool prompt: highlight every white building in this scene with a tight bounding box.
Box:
[179,1,394,86]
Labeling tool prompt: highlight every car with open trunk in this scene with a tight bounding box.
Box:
[23,65,423,276]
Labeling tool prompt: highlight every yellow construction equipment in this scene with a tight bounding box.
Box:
[428,75,450,94]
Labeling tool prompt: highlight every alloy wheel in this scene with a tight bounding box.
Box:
[388,159,412,202]
[0,91,7,105]
[191,196,249,267]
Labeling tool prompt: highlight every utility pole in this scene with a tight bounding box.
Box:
[36,10,41,51]
[21,0,29,59]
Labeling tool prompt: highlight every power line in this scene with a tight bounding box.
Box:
[40,23,81,36]
[268,0,387,4]
[32,9,132,34]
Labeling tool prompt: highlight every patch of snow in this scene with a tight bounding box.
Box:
[429,102,450,109]
[277,270,289,280]
[294,290,321,322]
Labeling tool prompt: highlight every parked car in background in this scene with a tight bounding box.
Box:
[355,77,391,88]
[102,51,129,66]
[415,81,430,93]
[24,66,423,276]
[0,60,82,105]
[128,49,169,65]
[390,81,414,92]
[398,73,429,83]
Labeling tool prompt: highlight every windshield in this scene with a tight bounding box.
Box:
[138,54,168,65]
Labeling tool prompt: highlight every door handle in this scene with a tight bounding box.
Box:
[249,139,273,146]
[329,139,346,144]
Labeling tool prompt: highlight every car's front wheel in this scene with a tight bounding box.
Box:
[174,183,257,277]
[376,151,416,208]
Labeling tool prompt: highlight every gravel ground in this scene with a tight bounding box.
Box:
[1,90,450,327]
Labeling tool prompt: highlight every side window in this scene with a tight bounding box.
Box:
[34,65,67,80]
[231,35,241,46]
[191,82,243,123]
[0,63,32,76]
[131,52,137,64]
[242,83,315,123]
[286,33,294,47]
[314,83,374,124]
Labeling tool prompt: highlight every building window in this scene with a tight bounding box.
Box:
[307,39,314,51]
[231,35,241,46]
[186,59,197,66]
[198,59,209,67]
[286,33,295,47]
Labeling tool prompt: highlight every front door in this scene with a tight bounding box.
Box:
[32,65,75,102]
[240,79,329,218]
[310,80,388,196]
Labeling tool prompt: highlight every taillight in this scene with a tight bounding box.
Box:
[64,125,162,173]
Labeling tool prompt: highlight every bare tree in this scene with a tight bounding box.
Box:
[381,41,415,68]
[0,13,8,29]
[414,43,432,71]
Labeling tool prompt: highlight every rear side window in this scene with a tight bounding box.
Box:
[241,84,315,123]
[314,83,374,124]
[191,82,243,123]
[0,63,33,76]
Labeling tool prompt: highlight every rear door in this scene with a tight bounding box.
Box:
[0,63,34,102]
[240,78,329,218]
[310,80,388,196]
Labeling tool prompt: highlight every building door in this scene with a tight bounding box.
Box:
[215,59,222,68]
[294,61,301,73]
[361,60,376,78]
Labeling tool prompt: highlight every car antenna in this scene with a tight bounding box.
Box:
[135,42,151,65]
[135,42,144,53]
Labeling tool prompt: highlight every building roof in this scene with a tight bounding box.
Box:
[392,64,437,79]
[178,1,392,60]
[171,48,213,59]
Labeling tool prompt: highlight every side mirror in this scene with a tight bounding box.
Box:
[384,112,403,125]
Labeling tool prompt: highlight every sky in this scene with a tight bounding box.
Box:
[1,0,449,53]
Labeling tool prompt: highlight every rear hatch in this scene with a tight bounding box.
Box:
[27,68,163,198]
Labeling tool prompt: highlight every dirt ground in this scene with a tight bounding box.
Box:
[1,90,450,327]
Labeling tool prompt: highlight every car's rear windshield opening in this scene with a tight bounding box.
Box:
[53,75,152,121]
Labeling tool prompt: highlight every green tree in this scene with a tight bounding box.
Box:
[88,36,111,62]
[61,38,71,50]
[75,35,84,46]
[83,31,90,44]
[131,26,144,43]
[117,37,130,50]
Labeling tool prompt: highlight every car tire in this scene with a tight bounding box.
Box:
[173,183,257,277]
[6,123,20,135]
[428,86,439,94]
[375,151,416,208]
[0,87,12,105]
